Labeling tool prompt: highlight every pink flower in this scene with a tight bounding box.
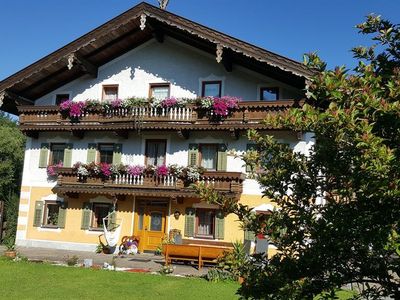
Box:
[212,98,229,116]
[69,101,86,117]
[127,165,144,176]
[60,100,72,110]
[47,161,63,177]
[160,97,178,108]
[156,165,169,176]
[100,163,112,177]
[221,96,240,109]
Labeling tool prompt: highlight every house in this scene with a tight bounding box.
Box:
[0,2,314,254]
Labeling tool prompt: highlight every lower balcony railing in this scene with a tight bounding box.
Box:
[55,168,245,195]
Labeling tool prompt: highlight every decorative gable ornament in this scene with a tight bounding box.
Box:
[0,91,4,108]
[158,0,169,10]
[216,44,223,63]
[140,14,147,30]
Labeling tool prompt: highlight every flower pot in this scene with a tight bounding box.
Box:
[4,250,16,259]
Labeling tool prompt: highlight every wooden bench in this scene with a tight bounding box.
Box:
[162,244,232,269]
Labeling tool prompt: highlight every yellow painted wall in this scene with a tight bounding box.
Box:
[20,186,277,256]
[24,187,135,245]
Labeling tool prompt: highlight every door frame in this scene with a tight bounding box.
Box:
[133,198,170,252]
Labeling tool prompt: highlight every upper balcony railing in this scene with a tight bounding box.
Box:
[55,167,245,196]
[18,100,300,133]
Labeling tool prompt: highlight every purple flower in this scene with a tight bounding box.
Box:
[127,165,144,176]
[47,161,63,177]
[160,97,178,108]
[111,99,123,109]
[156,165,169,176]
[60,100,72,110]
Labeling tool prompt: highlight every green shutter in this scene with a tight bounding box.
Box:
[63,144,73,167]
[246,144,256,172]
[86,143,97,163]
[217,144,227,171]
[33,201,44,227]
[215,210,225,239]
[188,144,199,166]
[38,143,50,168]
[81,202,92,230]
[57,201,68,228]
[112,144,123,165]
[184,208,196,237]
[244,229,255,241]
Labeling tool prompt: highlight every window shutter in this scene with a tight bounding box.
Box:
[86,143,97,163]
[81,202,92,230]
[57,201,68,228]
[244,229,255,241]
[112,144,123,165]
[63,143,73,168]
[188,144,199,166]
[184,208,196,237]
[217,144,227,171]
[214,210,225,239]
[33,201,44,227]
[38,143,50,168]
[246,144,256,172]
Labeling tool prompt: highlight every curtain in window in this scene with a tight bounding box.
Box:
[201,145,217,169]
[197,210,214,236]
[152,86,169,100]
[147,141,166,166]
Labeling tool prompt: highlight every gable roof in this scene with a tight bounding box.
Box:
[0,2,314,114]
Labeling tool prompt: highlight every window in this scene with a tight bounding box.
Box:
[150,83,170,100]
[196,209,215,238]
[260,87,279,101]
[98,144,114,164]
[199,144,218,170]
[43,201,61,227]
[91,203,112,229]
[50,143,66,165]
[55,93,70,105]
[102,85,118,101]
[145,140,166,166]
[202,81,222,97]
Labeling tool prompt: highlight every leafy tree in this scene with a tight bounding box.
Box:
[196,15,400,299]
[0,112,25,246]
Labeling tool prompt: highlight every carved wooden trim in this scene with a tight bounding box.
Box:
[66,53,98,78]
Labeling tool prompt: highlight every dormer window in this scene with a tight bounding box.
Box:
[202,81,222,97]
[102,85,118,101]
[150,83,170,100]
[260,87,279,101]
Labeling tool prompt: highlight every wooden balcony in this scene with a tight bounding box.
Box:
[18,100,300,136]
[54,167,245,198]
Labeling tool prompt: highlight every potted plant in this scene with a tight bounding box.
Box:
[3,240,17,258]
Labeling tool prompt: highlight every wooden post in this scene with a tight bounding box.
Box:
[0,201,4,241]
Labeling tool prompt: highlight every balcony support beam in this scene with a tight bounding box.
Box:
[230,128,240,140]
[67,52,98,78]
[114,130,129,139]
[71,130,84,139]
[177,129,189,139]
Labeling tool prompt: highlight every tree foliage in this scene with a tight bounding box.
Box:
[0,112,25,246]
[197,15,400,299]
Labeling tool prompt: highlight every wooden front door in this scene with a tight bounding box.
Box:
[134,200,168,252]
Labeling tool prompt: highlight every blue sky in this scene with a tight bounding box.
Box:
[0,0,399,81]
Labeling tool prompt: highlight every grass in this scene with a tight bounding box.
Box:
[0,257,239,300]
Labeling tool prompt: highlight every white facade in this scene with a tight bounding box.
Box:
[35,38,302,106]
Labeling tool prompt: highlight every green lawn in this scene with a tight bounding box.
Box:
[0,258,239,299]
